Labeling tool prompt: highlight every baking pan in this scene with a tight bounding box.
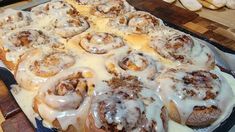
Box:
[0,0,23,7]
[1,65,235,132]
[0,0,235,132]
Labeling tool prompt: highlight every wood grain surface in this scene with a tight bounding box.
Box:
[0,0,235,131]
[174,1,235,29]
[0,80,33,132]
[0,81,20,119]
[0,112,4,132]
[127,0,235,52]
[1,112,34,132]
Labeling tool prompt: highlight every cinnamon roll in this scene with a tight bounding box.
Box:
[109,11,163,34]
[31,0,89,38]
[86,76,168,132]
[31,0,75,16]
[33,67,95,131]
[150,34,215,69]
[90,0,135,18]
[156,69,234,127]
[105,50,164,83]
[79,32,126,54]
[0,9,32,33]
[0,28,62,70]
[15,47,77,91]
[53,10,89,38]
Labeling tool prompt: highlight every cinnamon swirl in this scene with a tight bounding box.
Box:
[31,0,75,16]
[90,0,135,18]
[79,32,126,54]
[0,9,32,33]
[31,0,89,38]
[156,68,234,127]
[0,28,62,70]
[33,67,95,131]
[86,76,168,132]
[15,47,77,91]
[150,33,215,69]
[109,11,163,34]
[105,50,164,83]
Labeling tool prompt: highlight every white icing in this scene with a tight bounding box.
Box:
[91,80,166,132]
[2,28,62,64]
[109,11,164,34]
[156,68,234,125]
[105,50,164,87]
[38,96,91,131]
[2,1,234,132]
[0,9,32,34]
[15,47,77,90]
[31,0,89,38]
[79,32,125,54]
[91,0,135,18]
[36,67,95,131]
[150,31,215,70]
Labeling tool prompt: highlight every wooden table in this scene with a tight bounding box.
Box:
[0,0,235,131]
[174,1,235,29]
[0,112,4,132]
[127,0,235,52]
[0,80,34,132]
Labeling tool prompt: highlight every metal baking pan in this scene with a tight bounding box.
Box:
[1,65,235,132]
[0,0,235,131]
[0,0,23,7]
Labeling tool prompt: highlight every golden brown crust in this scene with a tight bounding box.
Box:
[34,96,81,132]
[0,46,17,71]
[168,100,221,127]
[52,119,77,132]
[168,100,181,124]
[186,106,221,127]
[32,96,41,114]
[85,113,105,132]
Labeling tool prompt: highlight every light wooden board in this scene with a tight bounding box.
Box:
[175,1,235,29]
[0,111,4,132]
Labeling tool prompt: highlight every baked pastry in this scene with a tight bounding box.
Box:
[31,0,75,16]
[109,11,163,34]
[198,0,219,10]
[33,67,95,131]
[150,33,215,69]
[79,32,127,54]
[1,0,234,131]
[31,0,89,38]
[86,76,168,132]
[179,0,202,11]
[0,28,62,70]
[90,0,135,18]
[0,9,32,33]
[163,0,176,4]
[105,50,164,84]
[15,47,78,91]
[226,0,235,9]
[156,68,234,127]
[204,0,226,8]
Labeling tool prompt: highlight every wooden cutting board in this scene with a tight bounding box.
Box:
[0,112,4,132]
[0,80,34,132]
[174,1,235,29]
[127,0,235,52]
